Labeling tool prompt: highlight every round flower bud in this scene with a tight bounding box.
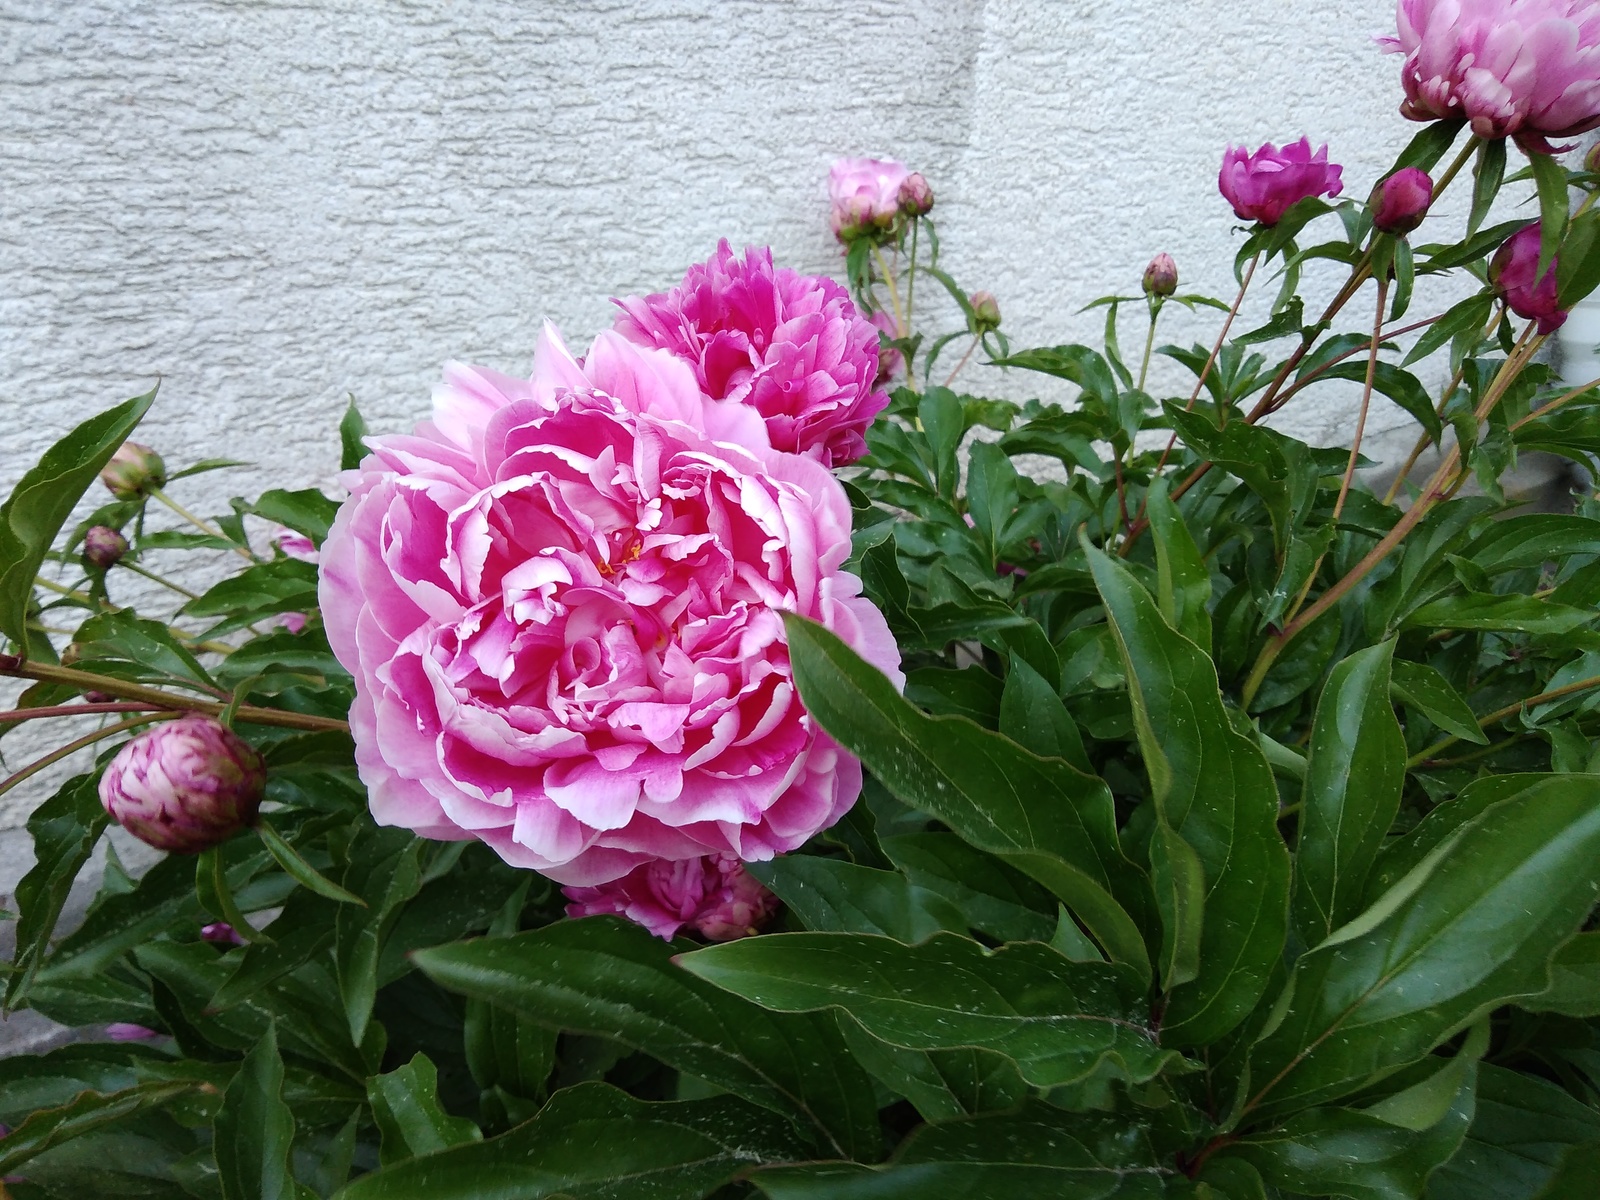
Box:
[201,921,245,946]
[1143,253,1179,298]
[1490,222,1568,334]
[564,853,780,941]
[98,715,266,854]
[970,290,1002,332]
[1587,141,1600,177]
[898,172,934,216]
[100,442,167,500]
[1371,167,1434,235]
[82,525,128,571]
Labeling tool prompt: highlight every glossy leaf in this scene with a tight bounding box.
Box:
[678,932,1183,1090]
[1390,660,1488,745]
[412,917,880,1160]
[368,1053,481,1165]
[208,890,339,1012]
[1401,593,1593,635]
[335,827,423,1044]
[880,833,1057,943]
[214,1024,300,1200]
[750,855,967,941]
[966,440,1018,566]
[835,1020,1027,1122]
[256,819,365,906]
[0,389,155,651]
[1522,932,1600,1018]
[0,1079,194,1177]
[1244,775,1600,1123]
[1086,542,1289,1045]
[1294,641,1406,944]
[1145,478,1212,654]
[998,657,1090,773]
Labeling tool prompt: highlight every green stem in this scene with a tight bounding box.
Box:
[1431,135,1481,201]
[120,560,201,601]
[0,714,172,802]
[1137,304,1159,393]
[1406,673,1600,769]
[150,488,253,561]
[872,245,905,335]
[906,219,919,338]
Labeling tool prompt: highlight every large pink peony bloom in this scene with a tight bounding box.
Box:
[1219,139,1345,226]
[828,157,911,241]
[612,241,890,467]
[319,325,901,885]
[563,852,779,941]
[1381,0,1600,141]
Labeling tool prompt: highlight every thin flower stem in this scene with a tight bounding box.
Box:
[1243,249,1376,425]
[1270,308,1448,416]
[0,714,172,802]
[0,703,155,724]
[1137,305,1160,393]
[943,336,980,389]
[150,488,253,561]
[33,576,92,602]
[119,560,201,601]
[1508,374,1600,433]
[906,220,919,336]
[0,655,350,733]
[1431,135,1481,200]
[1335,277,1389,521]
[1406,673,1600,769]
[872,245,906,334]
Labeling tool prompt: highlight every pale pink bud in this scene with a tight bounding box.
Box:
[99,442,167,500]
[272,526,318,563]
[82,525,128,570]
[1143,253,1179,298]
[829,157,911,243]
[105,1023,164,1042]
[98,715,266,854]
[1371,167,1434,235]
[898,172,934,216]
[970,290,1001,331]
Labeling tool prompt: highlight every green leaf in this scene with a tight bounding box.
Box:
[70,609,218,689]
[334,1082,808,1200]
[1294,642,1406,944]
[1469,139,1507,237]
[1391,660,1489,745]
[780,613,1149,977]
[1522,931,1600,1017]
[214,1025,299,1200]
[335,828,423,1044]
[256,819,365,906]
[463,883,555,1104]
[249,487,340,547]
[1402,593,1594,635]
[1148,822,1205,992]
[1558,208,1600,308]
[0,388,155,651]
[368,1053,481,1166]
[6,775,108,1010]
[834,1020,1026,1122]
[1086,542,1290,1046]
[1529,151,1570,283]
[880,833,1057,943]
[919,389,965,499]
[1403,293,1495,367]
[1426,1064,1600,1200]
[1146,479,1212,654]
[990,345,1118,406]
[1393,119,1466,174]
[339,399,369,471]
[196,846,271,945]
[1314,361,1442,446]
[0,1079,194,1177]
[678,932,1182,1091]
[412,918,880,1160]
[966,440,1018,566]
[751,1100,1192,1198]
[999,658,1091,773]
[207,890,339,1012]
[182,558,319,620]
[750,855,967,941]
[1243,775,1600,1123]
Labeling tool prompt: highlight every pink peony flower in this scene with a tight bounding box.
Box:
[99,716,266,854]
[319,325,902,886]
[1219,139,1345,226]
[273,527,319,563]
[201,921,246,946]
[1491,222,1568,333]
[829,157,911,241]
[1380,0,1600,141]
[612,241,890,466]
[563,852,779,941]
[105,1023,165,1042]
[1371,167,1435,234]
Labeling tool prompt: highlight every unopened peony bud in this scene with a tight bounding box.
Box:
[970,290,1001,332]
[98,715,266,854]
[1490,223,1568,334]
[1143,253,1179,298]
[899,172,934,216]
[105,1023,165,1042]
[100,442,167,500]
[82,525,128,570]
[1587,141,1600,177]
[201,921,245,946]
[1371,167,1434,235]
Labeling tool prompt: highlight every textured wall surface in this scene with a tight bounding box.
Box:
[0,0,1514,830]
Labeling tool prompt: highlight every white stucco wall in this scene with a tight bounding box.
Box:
[0,0,1540,829]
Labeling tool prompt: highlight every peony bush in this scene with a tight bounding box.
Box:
[5,3,1600,1197]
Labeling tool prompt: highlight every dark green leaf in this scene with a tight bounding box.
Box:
[1086,543,1289,1046]
[1469,139,1507,237]
[335,828,423,1044]
[256,819,365,906]
[249,487,340,547]
[999,658,1090,773]
[1402,593,1593,635]
[966,440,1018,567]
[1523,931,1600,1017]
[1146,478,1212,653]
[213,1025,299,1200]
[990,345,1118,406]
[1294,642,1406,944]
[368,1053,481,1165]
[339,399,369,471]
[1391,660,1490,745]
[412,918,880,1160]
[195,846,270,945]
[1427,1064,1600,1200]
[208,890,339,1012]
[1529,151,1570,282]
[0,389,155,651]
[880,833,1057,943]
[679,932,1182,1090]
[1315,361,1441,445]
[919,389,965,499]
[1403,293,1495,367]
[749,855,966,941]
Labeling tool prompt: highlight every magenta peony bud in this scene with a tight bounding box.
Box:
[829,157,911,243]
[1381,0,1600,142]
[105,1023,165,1042]
[99,441,167,501]
[563,853,780,942]
[1219,138,1344,226]
[272,526,318,564]
[1371,167,1434,235]
[1143,253,1179,298]
[98,715,266,854]
[201,921,245,946]
[82,525,128,570]
[898,172,934,216]
[970,290,1001,331]
[1490,223,1568,334]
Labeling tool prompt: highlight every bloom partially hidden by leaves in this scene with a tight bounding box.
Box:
[1218,139,1345,226]
[828,157,911,242]
[1491,222,1567,333]
[319,325,902,886]
[612,241,890,466]
[100,441,166,500]
[98,716,266,853]
[1381,0,1600,142]
[82,525,128,570]
[1371,167,1435,234]
[563,852,779,941]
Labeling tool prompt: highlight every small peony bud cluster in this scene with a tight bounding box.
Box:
[98,715,266,854]
[100,442,166,501]
[829,157,932,243]
[1143,253,1179,299]
[563,853,780,942]
[82,525,128,570]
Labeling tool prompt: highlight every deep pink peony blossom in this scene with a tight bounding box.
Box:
[1219,139,1345,226]
[99,715,266,854]
[829,157,911,241]
[273,526,318,563]
[1491,222,1568,333]
[1371,167,1435,233]
[319,325,902,886]
[563,852,779,940]
[1380,0,1600,141]
[612,241,890,467]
